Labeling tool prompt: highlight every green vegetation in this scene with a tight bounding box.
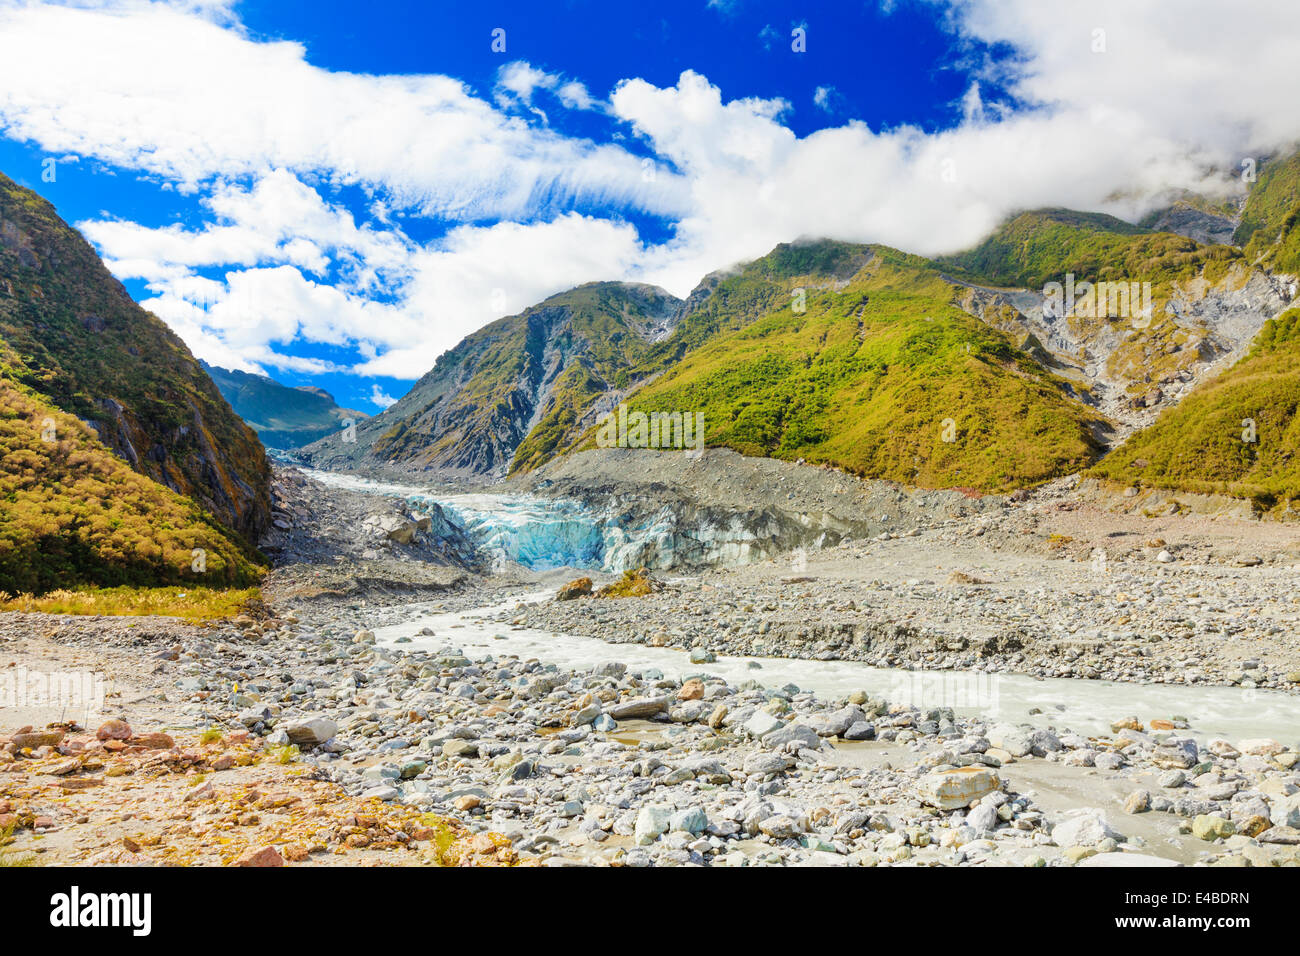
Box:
[0,349,263,593]
[940,208,1241,290]
[1090,307,1300,506]
[589,245,1108,492]
[0,585,261,620]
[1234,149,1300,274]
[0,171,270,539]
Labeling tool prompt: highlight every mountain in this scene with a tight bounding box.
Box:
[0,171,271,541]
[203,362,367,450]
[1233,148,1300,276]
[300,281,681,476]
[303,194,1296,497]
[1090,306,1300,508]
[937,208,1289,430]
[0,342,260,592]
[583,242,1109,491]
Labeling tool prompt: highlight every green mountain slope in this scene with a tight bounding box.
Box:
[301,282,680,475]
[203,362,366,450]
[0,171,270,540]
[582,243,1109,492]
[1090,307,1300,505]
[1234,148,1300,275]
[939,208,1240,290]
[0,346,261,593]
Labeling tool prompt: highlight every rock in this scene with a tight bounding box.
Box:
[764,723,822,751]
[743,711,784,739]
[1156,550,1174,563]
[689,648,716,664]
[9,730,63,750]
[1239,738,1284,756]
[96,719,132,741]
[556,577,593,601]
[758,815,803,839]
[1192,815,1235,841]
[671,807,708,835]
[1052,811,1123,847]
[285,717,338,748]
[1268,794,1300,828]
[677,679,705,701]
[966,803,1000,832]
[842,720,876,741]
[571,702,601,727]
[608,696,669,720]
[1124,790,1152,814]
[1158,770,1186,788]
[743,752,795,775]
[183,781,215,802]
[592,714,617,732]
[917,767,1001,811]
[1028,729,1062,756]
[237,846,284,867]
[635,805,673,845]
[131,732,174,749]
[1239,815,1272,837]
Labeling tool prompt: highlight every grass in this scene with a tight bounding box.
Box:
[0,585,261,621]
[596,568,659,598]
[0,171,270,541]
[1234,148,1300,274]
[579,244,1108,492]
[0,349,263,593]
[1089,306,1300,507]
[0,823,37,867]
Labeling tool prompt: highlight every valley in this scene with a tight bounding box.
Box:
[5,147,1300,870]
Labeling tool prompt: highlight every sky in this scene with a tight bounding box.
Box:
[0,0,1297,413]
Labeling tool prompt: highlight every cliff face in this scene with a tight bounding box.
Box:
[300,282,682,477]
[0,171,271,542]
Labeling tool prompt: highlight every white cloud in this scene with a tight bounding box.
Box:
[370,385,397,409]
[0,2,689,221]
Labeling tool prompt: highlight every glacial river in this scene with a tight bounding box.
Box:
[314,469,1300,746]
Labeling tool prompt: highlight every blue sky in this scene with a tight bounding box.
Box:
[0,0,1294,413]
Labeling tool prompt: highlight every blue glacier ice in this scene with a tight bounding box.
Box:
[410,493,606,571]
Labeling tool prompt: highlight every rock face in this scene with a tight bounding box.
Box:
[300,282,682,478]
[0,171,271,542]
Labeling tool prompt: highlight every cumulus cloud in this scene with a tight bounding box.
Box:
[2,0,1299,390]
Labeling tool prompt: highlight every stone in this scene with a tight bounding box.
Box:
[96,719,132,741]
[671,807,708,835]
[677,679,705,701]
[1239,738,1285,757]
[1052,811,1123,847]
[284,717,337,748]
[635,805,673,845]
[1192,815,1235,841]
[237,846,284,867]
[843,720,876,741]
[743,711,784,739]
[689,648,716,664]
[917,767,1000,811]
[1124,790,1151,814]
[556,577,592,601]
[764,723,822,751]
[608,696,669,720]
